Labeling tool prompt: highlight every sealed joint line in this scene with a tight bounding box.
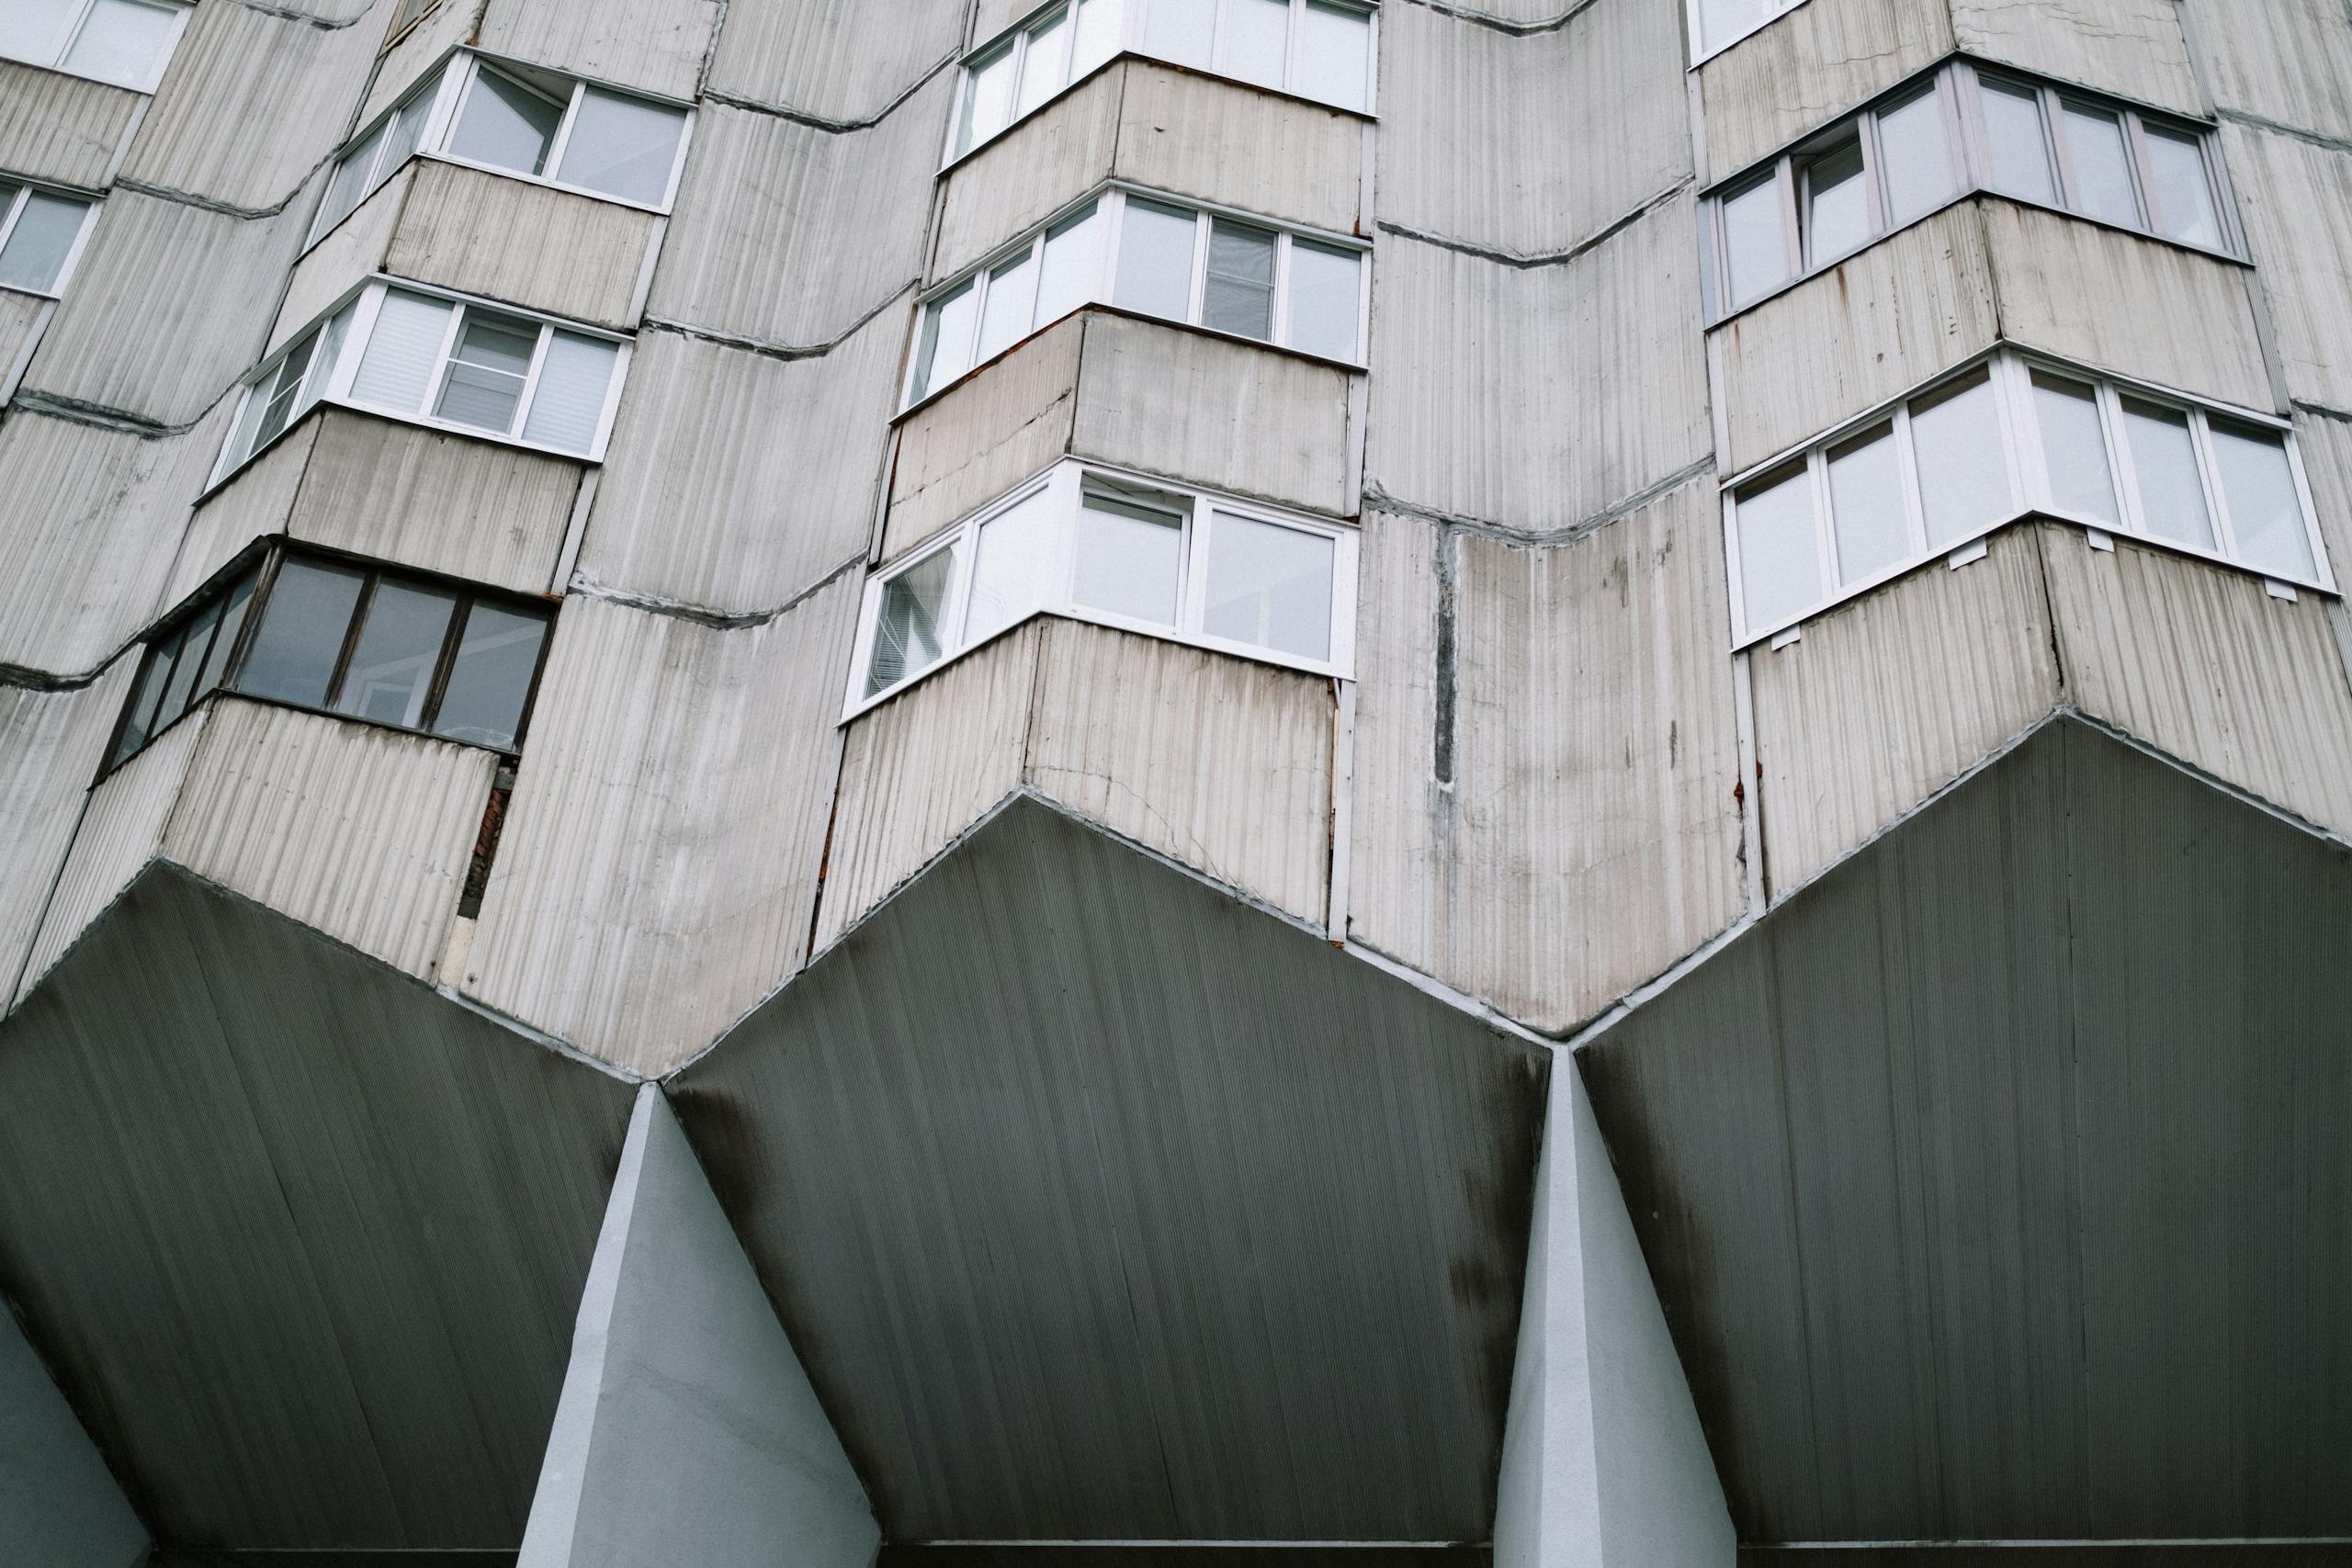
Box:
[641,281,917,363]
[1375,178,1692,270]
[698,49,958,134]
[567,555,866,631]
[1397,0,1605,36]
[1363,452,1720,547]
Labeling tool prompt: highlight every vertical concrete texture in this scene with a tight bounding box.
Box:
[519,1084,879,1568]
[0,1300,146,1568]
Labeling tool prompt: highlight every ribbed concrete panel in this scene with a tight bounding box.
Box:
[648,84,949,347]
[2286,409,2352,586]
[707,0,963,121]
[384,159,656,331]
[1377,0,1689,256]
[2187,0,2352,141]
[971,0,1035,39]
[1347,487,1746,1035]
[1984,202,2272,413]
[816,621,1043,950]
[0,660,135,1001]
[165,417,322,605]
[1111,62,1363,239]
[0,288,50,380]
[18,706,207,1000]
[361,0,481,124]
[164,698,494,979]
[120,0,385,211]
[27,189,309,425]
[1071,311,1354,518]
[2040,529,2352,837]
[273,168,409,353]
[1369,205,1709,533]
[582,318,899,615]
[885,313,1081,560]
[1717,204,1997,470]
[0,60,138,189]
[1698,0,1952,179]
[0,406,231,678]
[477,0,718,100]
[1951,0,2200,115]
[462,580,861,1074]
[1750,527,2061,896]
[933,67,1125,281]
[2220,122,2352,412]
[1029,619,1333,922]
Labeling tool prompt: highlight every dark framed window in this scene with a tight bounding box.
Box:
[102,542,556,776]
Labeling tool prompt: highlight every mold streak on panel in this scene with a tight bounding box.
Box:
[932,67,1125,282]
[2219,123,2352,412]
[885,314,1082,561]
[1951,0,2200,116]
[462,581,864,1076]
[1697,0,1954,178]
[1370,202,1710,533]
[1112,62,1363,240]
[164,700,496,980]
[272,166,409,355]
[1347,485,1747,1035]
[0,61,140,189]
[0,290,51,383]
[707,0,965,123]
[581,314,901,615]
[2187,0,2352,141]
[1071,313,1354,519]
[1984,203,2271,414]
[1029,620,1333,924]
[1717,204,1998,472]
[648,83,951,348]
[1378,0,1690,257]
[166,417,322,607]
[1749,528,2063,897]
[0,660,137,998]
[2040,529,2352,838]
[385,160,657,332]
[361,0,480,125]
[476,0,720,101]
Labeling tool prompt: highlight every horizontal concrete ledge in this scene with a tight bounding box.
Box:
[882,1548,1494,1568]
[1741,1548,2352,1567]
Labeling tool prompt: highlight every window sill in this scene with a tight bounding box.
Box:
[0,281,63,305]
[99,684,525,786]
[0,52,157,96]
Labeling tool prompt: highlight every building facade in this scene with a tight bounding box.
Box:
[0,0,2346,1562]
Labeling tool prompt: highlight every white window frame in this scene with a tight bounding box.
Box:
[1721,347,2335,648]
[303,63,467,250]
[901,184,1372,409]
[208,276,632,490]
[1688,0,1809,67]
[2,0,192,92]
[0,179,100,299]
[845,457,1360,716]
[946,0,1378,165]
[1702,59,2245,322]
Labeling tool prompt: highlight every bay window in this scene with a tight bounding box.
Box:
[2,0,189,93]
[0,179,96,297]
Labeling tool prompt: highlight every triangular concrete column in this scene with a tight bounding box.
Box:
[1494,1057,1734,1567]
[520,1084,881,1568]
[0,1299,147,1568]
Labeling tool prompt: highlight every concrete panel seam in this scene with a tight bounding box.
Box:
[567,554,866,631]
[2218,106,2352,159]
[1363,454,1720,546]
[698,53,959,133]
[1397,0,1607,38]
[1376,178,1694,270]
[8,386,225,439]
[643,282,917,361]
[228,0,373,32]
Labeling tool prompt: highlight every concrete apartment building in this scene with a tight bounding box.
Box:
[1,0,2347,1562]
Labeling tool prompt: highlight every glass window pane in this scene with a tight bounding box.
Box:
[866,547,956,696]
[379,85,435,187]
[1720,175,1790,309]
[156,598,222,729]
[431,601,548,749]
[976,247,1039,362]
[448,65,565,176]
[6,0,78,64]
[194,571,257,694]
[2062,104,2139,226]
[913,278,978,399]
[1297,1,1371,112]
[1113,197,1198,321]
[1202,219,1276,340]
[225,381,268,470]
[2210,418,2313,580]
[314,125,383,240]
[1143,0,1214,67]
[1222,0,1290,88]
[335,580,457,728]
[0,190,86,292]
[958,41,1017,154]
[435,310,539,434]
[110,641,174,767]
[519,331,616,453]
[1909,369,2013,547]
[1979,80,2056,205]
[2120,398,2214,549]
[1802,140,1870,267]
[1735,464,1822,632]
[1204,513,1335,660]
[1071,0,1121,76]
[1698,0,1765,51]
[351,289,455,412]
[61,0,179,87]
[1035,202,1103,326]
[1073,491,1183,625]
[1876,86,1954,225]
[965,488,1056,643]
[554,88,686,205]
[252,331,318,449]
[235,558,366,708]
[1286,239,1360,361]
[1016,7,1073,116]
[1826,424,1910,583]
[2030,372,2119,524]
[2143,124,2222,250]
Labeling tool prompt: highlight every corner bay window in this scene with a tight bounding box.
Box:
[0,178,95,297]
[1725,349,2331,645]
[908,188,1366,402]
[952,0,1374,160]
[851,461,1356,712]
[1709,60,2238,316]
[2,0,189,92]
[105,545,555,773]
[213,280,627,482]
